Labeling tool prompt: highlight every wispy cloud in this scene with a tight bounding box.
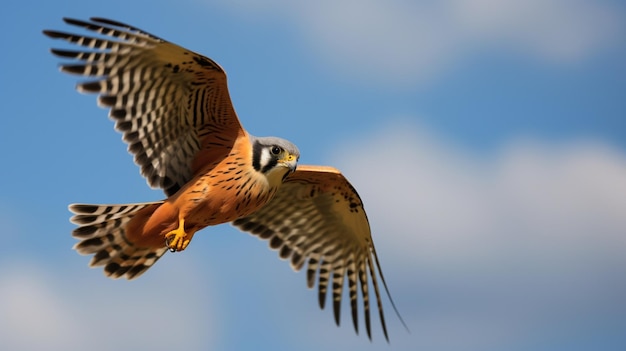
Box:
[2,120,625,350]
[215,0,624,86]
[0,266,80,350]
[328,119,626,349]
[337,121,626,265]
[0,257,219,351]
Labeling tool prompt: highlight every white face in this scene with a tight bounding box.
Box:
[259,146,276,171]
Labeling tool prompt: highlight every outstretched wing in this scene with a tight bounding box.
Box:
[44,18,244,196]
[233,165,404,341]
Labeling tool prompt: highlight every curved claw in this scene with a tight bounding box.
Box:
[165,236,177,252]
[164,218,194,252]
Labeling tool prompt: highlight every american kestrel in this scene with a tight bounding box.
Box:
[44,17,405,340]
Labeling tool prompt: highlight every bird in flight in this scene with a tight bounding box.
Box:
[44,17,406,341]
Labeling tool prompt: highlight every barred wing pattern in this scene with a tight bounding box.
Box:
[69,202,168,279]
[233,165,401,341]
[44,18,242,196]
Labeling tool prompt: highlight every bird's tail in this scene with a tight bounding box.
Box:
[69,201,167,280]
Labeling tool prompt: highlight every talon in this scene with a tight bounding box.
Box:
[164,218,194,252]
[166,237,177,253]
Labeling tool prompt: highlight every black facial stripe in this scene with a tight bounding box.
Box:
[252,140,263,172]
[252,141,280,174]
[261,157,278,174]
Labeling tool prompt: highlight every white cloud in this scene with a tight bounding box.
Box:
[449,0,621,60]
[336,121,626,264]
[0,257,218,351]
[0,266,80,350]
[2,118,625,350]
[215,0,624,86]
[325,120,626,350]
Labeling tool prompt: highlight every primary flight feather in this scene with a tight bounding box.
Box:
[44,17,406,341]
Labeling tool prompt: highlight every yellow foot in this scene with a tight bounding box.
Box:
[164,218,194,252]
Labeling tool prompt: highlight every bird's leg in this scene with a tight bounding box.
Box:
[164,218,195,252]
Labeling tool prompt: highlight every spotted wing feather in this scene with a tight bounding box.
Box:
[44,17,243,196]
[233,165,402,341]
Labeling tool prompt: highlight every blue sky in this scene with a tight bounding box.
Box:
[1,1,625,350]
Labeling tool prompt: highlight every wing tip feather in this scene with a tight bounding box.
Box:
[42,29,66,39]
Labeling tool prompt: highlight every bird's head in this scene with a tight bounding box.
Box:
[251,136,300,184]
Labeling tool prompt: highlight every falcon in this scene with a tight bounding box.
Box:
[44,17,405,341]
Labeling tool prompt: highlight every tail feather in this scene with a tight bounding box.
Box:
[69,202,167,280]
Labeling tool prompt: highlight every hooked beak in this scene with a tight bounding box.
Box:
[280,152,298,173]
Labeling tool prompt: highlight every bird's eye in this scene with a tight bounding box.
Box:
[271,146,282,155]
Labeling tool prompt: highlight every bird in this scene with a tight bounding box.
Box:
[44,17,406,341]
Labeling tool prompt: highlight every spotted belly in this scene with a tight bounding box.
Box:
[182,169,278,228]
